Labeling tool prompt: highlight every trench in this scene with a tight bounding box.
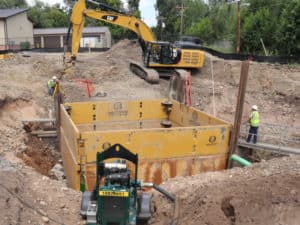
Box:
[0,97,60,177]
[19,135,58,176]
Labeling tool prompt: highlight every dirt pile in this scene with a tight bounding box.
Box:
[64,39,164,101]
[194,56,299,126]
[0,157,82,225]
[150,156,300,225]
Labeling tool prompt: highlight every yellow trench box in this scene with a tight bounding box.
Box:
[59,99,232,191]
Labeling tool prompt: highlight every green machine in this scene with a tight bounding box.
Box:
[80,144,177,225]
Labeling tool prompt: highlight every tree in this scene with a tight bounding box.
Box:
[155,0,182,41]
[28,1,68,28]
[239,0,297,55]
[186,18,213,42]
[277,0,300,55]
[0,0,27,8]
[240,8,277,54]
[128,0,139,14]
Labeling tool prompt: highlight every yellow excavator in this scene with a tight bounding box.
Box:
[64,0,205,85]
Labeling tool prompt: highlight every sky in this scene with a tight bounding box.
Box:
[27,0,157,27]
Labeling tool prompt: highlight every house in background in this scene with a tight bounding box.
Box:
[33,27,111,50]
[0,9,34,50]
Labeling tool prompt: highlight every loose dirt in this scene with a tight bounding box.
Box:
[0,39,299,225]
[150,156,300,225]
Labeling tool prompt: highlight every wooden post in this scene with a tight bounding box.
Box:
[227,61,250,168]
[236,0,241,54]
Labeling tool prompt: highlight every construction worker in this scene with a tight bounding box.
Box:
[247,105,260,144]
[47,76,57,96]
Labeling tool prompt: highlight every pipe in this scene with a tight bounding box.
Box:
[152,184,176,202]
[229,154,252,167]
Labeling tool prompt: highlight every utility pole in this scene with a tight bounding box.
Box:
[236,0,241,54]
[180,1,184,37]
[176,1,186,37]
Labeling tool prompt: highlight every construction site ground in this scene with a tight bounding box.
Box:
[0,40,299,225]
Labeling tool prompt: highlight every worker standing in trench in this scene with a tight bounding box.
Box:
[247,105,260,144]
[47,76,58,96]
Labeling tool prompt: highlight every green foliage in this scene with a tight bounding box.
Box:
[154,0,299,55]
[0,0,27,8]
[155,0,181,41]
[186,18,213,41]
[277,0,300,55]
[241,7,277,54]
[155,0,235,42]
[28,1,68,28]
[239,0,299,55]
[128,0,139,13]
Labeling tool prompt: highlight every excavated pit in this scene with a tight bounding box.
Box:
[0,40,299,225]
[0,98,59,177]
[18,135,58,176]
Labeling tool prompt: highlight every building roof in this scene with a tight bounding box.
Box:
[0,8,28,19]
[34,27,110,35]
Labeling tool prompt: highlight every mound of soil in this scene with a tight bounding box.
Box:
[0,158,82,225]
[150,156,300,225]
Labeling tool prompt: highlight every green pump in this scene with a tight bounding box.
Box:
[80,144,178,225]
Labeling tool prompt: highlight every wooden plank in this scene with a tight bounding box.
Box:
[21,118,56,123]
[228,61,249,167]
[37,133,57,138]
[31,130,57,135]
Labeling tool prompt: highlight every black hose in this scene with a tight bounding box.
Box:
[152,184,175,202]
[152,184,179,225]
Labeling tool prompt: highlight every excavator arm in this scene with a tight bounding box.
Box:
[68,0,156,60]
[65,0,205,90]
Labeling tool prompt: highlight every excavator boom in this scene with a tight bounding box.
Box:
[65,0,205,88]
[69,0,156,59]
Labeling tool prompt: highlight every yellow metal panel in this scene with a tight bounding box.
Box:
[60,128,80,190]
[83,154,228,191]
[169,100,228,126]
[60,106,80,161]
[61,99,232,191]
[66,99,167,124]
[81,125,230,163]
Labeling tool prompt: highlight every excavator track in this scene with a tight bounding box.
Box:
[129,61,160,84]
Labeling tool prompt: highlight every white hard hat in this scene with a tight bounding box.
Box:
[52,76,57,80]
[252,105,258,110]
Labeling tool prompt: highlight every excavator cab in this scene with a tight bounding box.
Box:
[144,42,181,66]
